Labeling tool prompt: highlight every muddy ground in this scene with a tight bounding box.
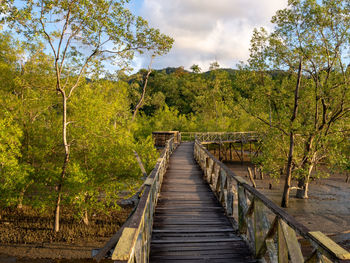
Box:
[226,161,350,251]
[0,207,131,262]
[1,157,349,261]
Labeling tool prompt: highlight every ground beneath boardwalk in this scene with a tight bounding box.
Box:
[226,162,350,251]
[0,207,130,262]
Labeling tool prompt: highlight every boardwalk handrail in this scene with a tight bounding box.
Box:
[108,137,178,262]
[181,131,259,142]
[194,139,350,263]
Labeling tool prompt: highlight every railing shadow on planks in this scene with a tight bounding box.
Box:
[194,138,350,263]
[92,136,179,263]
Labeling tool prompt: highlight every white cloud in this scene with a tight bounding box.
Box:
[137,0,288,71]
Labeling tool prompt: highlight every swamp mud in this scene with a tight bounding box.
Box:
[0,207,131,262]
[226,161,350,251]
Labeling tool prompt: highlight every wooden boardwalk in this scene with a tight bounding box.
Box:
[150,142,257,263]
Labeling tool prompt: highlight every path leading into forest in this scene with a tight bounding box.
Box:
[149,142,257,263]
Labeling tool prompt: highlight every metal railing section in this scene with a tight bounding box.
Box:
[194,139,350,263]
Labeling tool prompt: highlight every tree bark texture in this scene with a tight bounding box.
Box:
[281,58,303,208]
[54,92,70,232]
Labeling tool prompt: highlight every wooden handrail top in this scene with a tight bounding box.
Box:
[181,131,258,134]
[111,137,178,262]
[116,138,173,228]
[194,139,350,261]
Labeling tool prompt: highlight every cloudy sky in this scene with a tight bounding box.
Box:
[130,0,288,72]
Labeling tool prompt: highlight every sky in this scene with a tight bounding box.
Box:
[129,0,288,72]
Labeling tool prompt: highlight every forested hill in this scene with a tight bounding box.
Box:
[127,67,240,116]
[126,66,287,117]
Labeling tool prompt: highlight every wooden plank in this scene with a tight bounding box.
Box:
[238,184,248,234]
[150,260,258,263]
[256,217,278,259]
[151,238,242,244]
[309,231,350,260]
[144,177,153,186]
[111,227,137,260]
[152,229,235,233]
[151,249,253,256]
[247,167,256,188]
[150,142,255,263]
[254,198,269,255]
[278,220,288,263]
[151,241,250,248]
[280,219,304,263]
[150,254,255,260]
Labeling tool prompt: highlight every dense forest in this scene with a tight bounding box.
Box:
[0,0,349,237]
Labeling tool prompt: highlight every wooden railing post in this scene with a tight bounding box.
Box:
[193,139,350,263]
[238,184,248,235]
[226,176,234,216]
[278,218,289,263]
[109,137,179,263]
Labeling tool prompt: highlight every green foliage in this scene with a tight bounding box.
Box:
[0,32,161,218]
[0,113,33,206]
[1,0,173,228]
[247,0,350,194]
[7,0,174,73]
[128,66,257,132]
[190,64,201,73]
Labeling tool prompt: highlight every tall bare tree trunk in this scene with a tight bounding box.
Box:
[132,57,153,121]
[54,92,70,232]
[281,131,295,208]
[281,58,303,208]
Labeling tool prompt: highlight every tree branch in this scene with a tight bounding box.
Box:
[132,56,154,121]
[238,103,289,136]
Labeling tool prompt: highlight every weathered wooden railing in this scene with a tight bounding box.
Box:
[94,137,179,263]
[181,131,259,142]
[152,131,181,147]
[194,139,350,263]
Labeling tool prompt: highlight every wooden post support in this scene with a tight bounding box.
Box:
[238,185,248,234]
[309,231,350,260]
[193,139,350,263]
[247,167,257,188]
[254,166,257,180]
[254,199,265,255]
[278,219,289,263]
[250,141,252,161]
[134,150,147,179]
[112,227,137,261]
[226,177,234,216]
[279,220,304,263]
